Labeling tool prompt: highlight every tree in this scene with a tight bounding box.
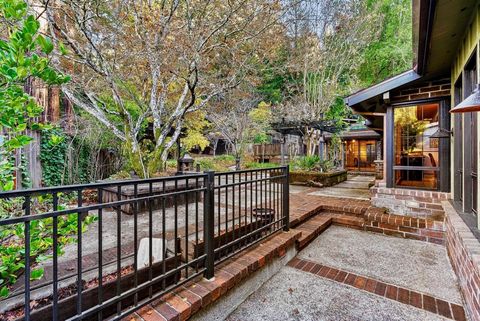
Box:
[41,0,282,177]
[0,0,69,191]
[358,0,412,85]
[206,83,273,160]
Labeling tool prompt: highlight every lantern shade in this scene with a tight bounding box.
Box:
[430,128,451,139]
[450,84,480,113]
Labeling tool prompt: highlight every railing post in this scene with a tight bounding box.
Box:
[204,170,215,279]
[283,165,290,231]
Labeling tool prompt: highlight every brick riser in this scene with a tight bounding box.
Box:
[293,206,446,251]
[296,216,332,250]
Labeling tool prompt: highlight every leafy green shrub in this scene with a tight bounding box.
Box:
[294,155,320,171]
[318,159,334,172]
[243,162,278,169]
[0,0,70,191]
[0,194,96,298]
[108,170,132,180]
[195,159,217,171]
[213,154,236,162]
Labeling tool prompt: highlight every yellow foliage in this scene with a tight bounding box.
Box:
[248,101,271,123]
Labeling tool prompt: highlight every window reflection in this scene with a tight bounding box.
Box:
[393,103,439,189]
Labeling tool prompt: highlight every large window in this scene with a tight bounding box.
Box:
[464,50,478,215]
[454,76,463,203]
[393,103,440,189]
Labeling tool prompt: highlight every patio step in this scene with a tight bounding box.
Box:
[330,213,365,229]
[295,215,332,250]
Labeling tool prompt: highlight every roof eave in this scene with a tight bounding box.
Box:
[345,70,421,107]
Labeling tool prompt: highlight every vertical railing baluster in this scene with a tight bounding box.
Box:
[24,196,31,321]
[283,165,290,231]
[76,189,83,317]
[52,193,59,321]
[174,179,178,280]
[195,177,199,272]
[255,170,259,239]
[267,169,277,231]
[97,188,103,321]
[116,185,122,314]
[275,170,283,229]
[260,169,263,235]
[217,175,220,244]
[162,180,166,290]
[244,172,247,247]
[133,183,138,306]
[232,173,235,252]
[225,173,228,258]
[148,182,153,297]
[204,171,215,279]
[237,172,241,246]
[185,177,189,278]
[250,171,253,242]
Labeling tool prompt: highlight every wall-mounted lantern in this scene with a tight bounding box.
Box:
[450,84,480,113]
[430,128,452,139]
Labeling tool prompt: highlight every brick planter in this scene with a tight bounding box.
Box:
[289,170,347,187]
[443,201,480,321]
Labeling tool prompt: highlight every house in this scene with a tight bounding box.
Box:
[346,0,480,318]
[324,123,382,173]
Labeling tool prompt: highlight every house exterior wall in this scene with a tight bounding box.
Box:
[391,79,451,103]
[448,5,480,321]
[451,4,480,226]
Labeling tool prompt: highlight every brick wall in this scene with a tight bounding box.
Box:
[371,186,450,220]
[443,201,480,321]
[363,207,446,245]
[391,79,451,103]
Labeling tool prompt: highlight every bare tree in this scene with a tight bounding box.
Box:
[41,0,282,177]
[276,0,383,156]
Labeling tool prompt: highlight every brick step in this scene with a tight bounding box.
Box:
[330,213,364,229]
[326,209,365,219]
[290,206,323,228]
[322,204,368,217]
[295,215,332,250]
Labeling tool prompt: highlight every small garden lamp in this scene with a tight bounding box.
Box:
[177,152,194,175]
[450,84,480,113]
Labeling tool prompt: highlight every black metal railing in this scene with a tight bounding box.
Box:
[0,166,289,321]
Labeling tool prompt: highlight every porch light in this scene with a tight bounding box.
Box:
[430,128,452,139]
[450,84,480,113]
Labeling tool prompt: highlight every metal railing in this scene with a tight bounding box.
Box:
[0,166,289,321]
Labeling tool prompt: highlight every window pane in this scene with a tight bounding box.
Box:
[394,170,438,189]
[393,103,440,189]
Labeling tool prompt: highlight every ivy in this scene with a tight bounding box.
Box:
[40,128,67,186]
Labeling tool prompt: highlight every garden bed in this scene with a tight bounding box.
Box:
[4,254,181,321]
[289,170,347,187]
[101,179,201,214]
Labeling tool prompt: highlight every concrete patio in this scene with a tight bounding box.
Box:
[227,226,465,321]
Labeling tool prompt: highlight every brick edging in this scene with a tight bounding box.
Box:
[288,258,466,321]
[127,230,301,321]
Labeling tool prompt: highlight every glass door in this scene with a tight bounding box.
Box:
[393,103,440,189]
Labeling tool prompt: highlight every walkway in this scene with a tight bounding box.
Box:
[227,226,465,321]
[301,174,374,200]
